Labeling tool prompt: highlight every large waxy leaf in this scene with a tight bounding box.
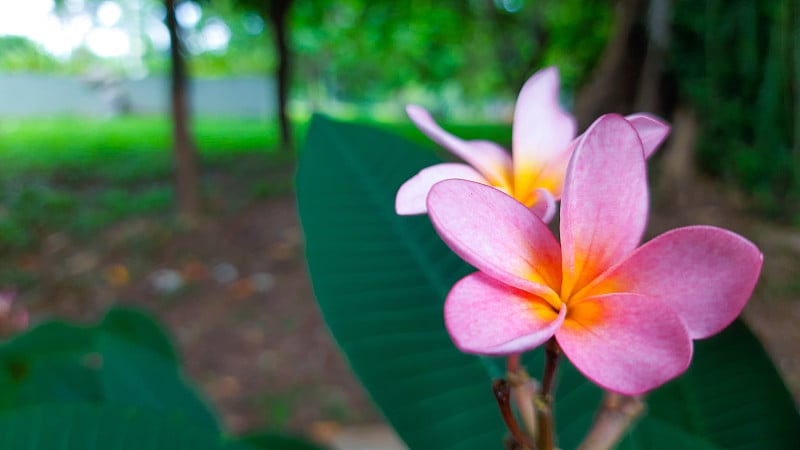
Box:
[240,431,326,450]
[0,322,103,408]
[0,310,320,450]
[100,307,177,362]
[0,403,226,450]
[96,332,218,429]
[622,320,800,449]
[298,115,511,450]
[0,403,302,450]
[0,309,218,430]
[297,115,800,449]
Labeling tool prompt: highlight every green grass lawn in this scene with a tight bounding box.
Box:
[0,116,281,180]
[0,115,510,179]
[0,114,511,253]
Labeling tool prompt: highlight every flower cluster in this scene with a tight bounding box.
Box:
[396,67,670,223]
[396,67,762,395]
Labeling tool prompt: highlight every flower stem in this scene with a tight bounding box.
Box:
[541,338,561,398]
[577,392,645,450]
[493,379,538,450]
[507,364,538,443]
[536,338,561,450]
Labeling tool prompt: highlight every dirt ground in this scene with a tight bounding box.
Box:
[17,175,800,441]
[23,194,378,434]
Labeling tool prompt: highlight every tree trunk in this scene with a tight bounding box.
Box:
[658,104,697,207]
[634,0,671,113]
[793,0,800,177]
[166,0,200,217]
[268,0,294,151]
[574,0,649,130]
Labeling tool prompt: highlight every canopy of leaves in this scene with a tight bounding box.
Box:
[671,0,798,218]
[0,37,60,73]
[290,0,612,102]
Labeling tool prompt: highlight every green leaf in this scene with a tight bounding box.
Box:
[0,308,219,432]
[621,320,800,449]
[239,431,326,450]
[0,402,318,450]
[96,332,219,431]
[296,116,800,450]
[99,308,177,362]
[0,323,102,409]
[0,403,232,450]
[1,322,93,355]
[297,115,508,450]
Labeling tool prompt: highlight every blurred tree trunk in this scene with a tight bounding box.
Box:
[640,0,698,205]
[793,0,800,176]
[268,0,294,151]
[165,0,200,217]
[230,0,294,149]
[634,0,671,113]
[574,0,650,130]
[577,0,698,204]
[659,105,697,206]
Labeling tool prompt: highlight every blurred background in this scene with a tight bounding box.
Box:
[0,0,797,446]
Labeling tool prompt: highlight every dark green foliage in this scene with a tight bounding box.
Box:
[620,320,800,449]
[297,116,510,450]
[0,184,76,251]
[241,432,325,450]
[297,116,800,450]
[0,308,319,450]
[0,403,319,450]
[291,0,611,102]
[0,403,225,450]
[671,0,797,219]
[0,309,219,427]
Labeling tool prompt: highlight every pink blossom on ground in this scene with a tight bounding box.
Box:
[395,67,671,222]
[0,290,28,336]
[426,114,762,395]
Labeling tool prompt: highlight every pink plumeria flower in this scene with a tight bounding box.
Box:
[426,114,763,395]
[395,67,671,222]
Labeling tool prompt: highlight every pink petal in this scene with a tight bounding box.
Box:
[625,113,671,158]
[525,138,579,203]
[529,188,556,223]
[559,114,648,299]
[406,105,513,187]
[445,273,565,355]
[512,67,577,199]
[526,111,669,202]
[515,113,668,205]
[556,293,692,395]
[427,179,562,303]
[585,226,763,339]
[396,163,487,215]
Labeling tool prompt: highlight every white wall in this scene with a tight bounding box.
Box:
[0,74,276,117]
